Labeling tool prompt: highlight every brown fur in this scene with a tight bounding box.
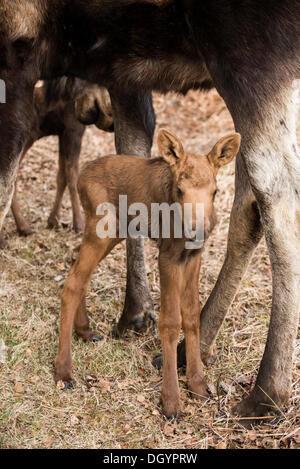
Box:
[54,129,240,417]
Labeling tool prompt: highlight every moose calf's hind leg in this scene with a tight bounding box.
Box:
[54,237,111,386]
[74,296,102,343]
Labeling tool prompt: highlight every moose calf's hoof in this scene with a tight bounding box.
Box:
[63,380,75,391]
[188,377,209,401]
[92,334,103,343]
[162,400,181,420]
[76,329,103,342]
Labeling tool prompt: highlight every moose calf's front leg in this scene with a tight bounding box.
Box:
[181,255,209,399]
[159,256,183,418]
[176,157,262,367]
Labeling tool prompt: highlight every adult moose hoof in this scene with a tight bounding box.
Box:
[47,215,59,230]
[113,311,157,337]
[17,224,33,237]
[0,236,10,249]
[232,387,286,425]
[201,348,218,367]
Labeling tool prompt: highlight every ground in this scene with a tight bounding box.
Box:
[0,89,299,449]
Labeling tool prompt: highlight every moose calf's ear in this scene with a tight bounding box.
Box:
[208,133,241,169]
[158,129,185,166]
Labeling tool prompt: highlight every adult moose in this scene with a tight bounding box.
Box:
[0,0,299,419]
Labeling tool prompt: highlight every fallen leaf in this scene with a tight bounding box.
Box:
[97,379,111,393]
[43,436,53,446]
[216,441,227,449]
[56,380,65,390]
[248,430,257,441]
[67,415,80,427]
[29,375,40,384]
[137,394,146,403]
[15,382,23,393]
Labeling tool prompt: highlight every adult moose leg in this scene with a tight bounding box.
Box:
[203,77,299,417]
[109,90,156,335]
[0,72,36,237]
[230,83,300,417]
[199,157,263,364]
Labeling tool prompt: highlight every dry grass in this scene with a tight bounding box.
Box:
[0,90,299,449]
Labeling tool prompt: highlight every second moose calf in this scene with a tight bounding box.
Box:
[0,78,113,248]
[54,130,241,418]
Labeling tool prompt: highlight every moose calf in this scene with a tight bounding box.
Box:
[54,130,240,418]
[0,78,113,248]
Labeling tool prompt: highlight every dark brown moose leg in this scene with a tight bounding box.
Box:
[110,90,156,335]
[62,129,85,233]
[11,180,33,236]
[206,59,300,417]
[0,73,36,246]
[48,144,67,230]
[48,128,85,232]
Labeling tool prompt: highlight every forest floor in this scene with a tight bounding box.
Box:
[0,89,299,449]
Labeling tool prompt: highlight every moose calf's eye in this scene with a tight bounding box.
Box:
[213,190,218,199]
[177,188,183,197]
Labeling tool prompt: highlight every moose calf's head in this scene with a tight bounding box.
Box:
[158,129,241,240]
